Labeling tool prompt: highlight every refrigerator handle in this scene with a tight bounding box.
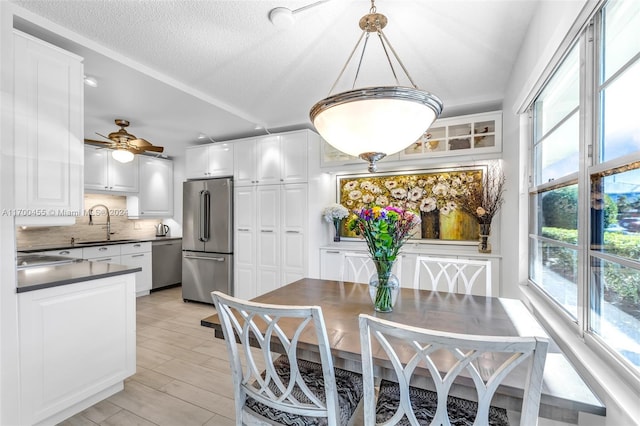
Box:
[203,190,210,242]
[199,190,211,242]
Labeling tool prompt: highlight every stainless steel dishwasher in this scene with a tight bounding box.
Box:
[152,239,182,290]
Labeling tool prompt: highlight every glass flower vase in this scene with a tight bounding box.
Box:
[333,219,341,242]
[368,259,399,312]
[479,223,492,253]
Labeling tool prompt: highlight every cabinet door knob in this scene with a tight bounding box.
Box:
[99,247,108,251]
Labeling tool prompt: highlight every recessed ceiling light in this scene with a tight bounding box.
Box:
[83,75,98,88]
[268,1,332,29]
[269,7,294,28]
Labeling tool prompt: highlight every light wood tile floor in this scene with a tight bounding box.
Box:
[58,286,237,426]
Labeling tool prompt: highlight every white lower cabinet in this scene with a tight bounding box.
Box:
[319,248,500,296]
[234,184,308,299]
[234,186,257,300]
[120,242,152,296]
[256,185,280,296]
[82,245,121,264]
[18,274,136,426]
[319,249,343,282]
[37,248,84,259]
[82,242,152,296]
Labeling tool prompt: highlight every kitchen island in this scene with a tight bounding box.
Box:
[17,258,140,292]
[16,259,139,425]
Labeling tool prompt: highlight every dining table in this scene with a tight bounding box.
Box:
[201,278,605,424]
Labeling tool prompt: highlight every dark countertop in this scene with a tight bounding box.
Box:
[18,236,182,253]
[17,260,142,293]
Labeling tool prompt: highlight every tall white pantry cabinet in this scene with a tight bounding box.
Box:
[13,30,84,225]
[232,130,326,300]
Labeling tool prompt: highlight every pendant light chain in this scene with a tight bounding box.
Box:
[327,30,366,95]
[352,32,371,89]
[378,30,419,89]
[377,31,400,86]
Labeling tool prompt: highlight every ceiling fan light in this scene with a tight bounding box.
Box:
[112,148,135,163]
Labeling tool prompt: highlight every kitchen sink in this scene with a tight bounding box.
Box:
[74,239,139,246]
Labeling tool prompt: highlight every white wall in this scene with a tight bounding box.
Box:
[502,0,638,423]
[0,2,20,423]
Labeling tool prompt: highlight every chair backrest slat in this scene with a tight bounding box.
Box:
[359,314,549,426]
[341,252,403,284]
[413,255,492,296]
[212,291,341,425]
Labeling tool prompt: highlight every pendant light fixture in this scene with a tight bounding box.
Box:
[309,0,443,172]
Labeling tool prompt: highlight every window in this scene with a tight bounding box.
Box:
[530,43,580,320]
[529,0,640,380]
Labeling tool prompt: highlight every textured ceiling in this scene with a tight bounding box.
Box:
[9,0,538,158]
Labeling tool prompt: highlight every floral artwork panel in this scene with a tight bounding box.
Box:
[338,168,484,241]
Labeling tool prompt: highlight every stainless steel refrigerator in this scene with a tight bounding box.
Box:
[182,177,233,304]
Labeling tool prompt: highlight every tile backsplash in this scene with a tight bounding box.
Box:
[16,194,162,249]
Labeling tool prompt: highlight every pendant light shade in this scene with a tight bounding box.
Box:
[309,1,443,172]
[311,87,441,157]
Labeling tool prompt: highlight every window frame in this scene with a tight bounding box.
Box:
[527,2,640,390]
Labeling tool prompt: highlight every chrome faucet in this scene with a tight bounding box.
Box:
[88,204,111,241]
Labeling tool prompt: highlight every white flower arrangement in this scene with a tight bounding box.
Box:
[322,203,349,223]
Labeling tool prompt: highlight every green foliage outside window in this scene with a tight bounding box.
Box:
[542,227,640,305]
[541,187,617,228]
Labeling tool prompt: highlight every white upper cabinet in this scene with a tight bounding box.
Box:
[185,143,234,179]
[13,30,84,225]
[233,138,259,186]
[257,135,282,185]
[127,156,173,218]
[84,146,139,193]
[233,130,309,186]
[399,111,502,159]
[280,132,308,184]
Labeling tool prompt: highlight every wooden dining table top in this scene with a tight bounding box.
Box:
[201,278,605,423]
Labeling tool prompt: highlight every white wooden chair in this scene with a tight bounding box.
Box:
[340,252,402,284]
[211,291,363,426]
[358,314,549,426]
[413,256,492,296]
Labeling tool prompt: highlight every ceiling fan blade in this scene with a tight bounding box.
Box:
[95,132,113,141]
[129,138,163,153]
[129,138,152,147]
[140,145,164,153]
[84,138,113,146]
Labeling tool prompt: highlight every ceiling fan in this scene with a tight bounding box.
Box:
[84,119,164,163]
